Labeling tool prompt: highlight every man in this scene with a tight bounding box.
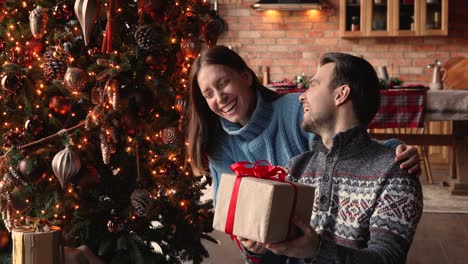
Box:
[241,52,423,263]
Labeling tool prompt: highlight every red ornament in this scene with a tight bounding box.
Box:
[0,230,9,250]
[123,88,154,117]
[101,0,118,54]
[17,156,47,184]
[107,210,127,233]
[49,96,71,115]
[9,46,34,66]
[72,162,100,188]
[87,47,100,56]
[145,54,168,71]
[1,72,23,94]
[164,160,179,178]
[121,112,142,135]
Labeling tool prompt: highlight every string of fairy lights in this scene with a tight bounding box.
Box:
[0,0,222,231]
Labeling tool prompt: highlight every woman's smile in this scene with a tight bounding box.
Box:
[220,99,238,113]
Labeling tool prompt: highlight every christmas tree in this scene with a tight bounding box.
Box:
[0,0,225,263]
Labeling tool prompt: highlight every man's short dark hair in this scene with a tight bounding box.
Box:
[319,52,380,126]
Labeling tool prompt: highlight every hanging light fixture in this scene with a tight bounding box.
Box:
[251,0,325,11]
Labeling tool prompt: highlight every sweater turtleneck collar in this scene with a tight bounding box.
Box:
[220,90,273,141]
[312,125,370,159]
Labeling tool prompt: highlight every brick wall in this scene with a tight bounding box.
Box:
[217,0,468,85]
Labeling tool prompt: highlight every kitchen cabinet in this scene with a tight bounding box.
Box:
[339,0,448,37]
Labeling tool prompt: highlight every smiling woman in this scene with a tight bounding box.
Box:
[197,64,255,126]
[186,45,420,207]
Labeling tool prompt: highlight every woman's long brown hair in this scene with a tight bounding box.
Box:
[186,45,280,175]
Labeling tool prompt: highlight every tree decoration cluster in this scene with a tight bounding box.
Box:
[0,0,226,262]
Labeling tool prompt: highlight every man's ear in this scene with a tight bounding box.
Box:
[335,84,351,106]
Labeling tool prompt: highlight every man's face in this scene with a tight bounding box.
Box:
[299,63,338,133]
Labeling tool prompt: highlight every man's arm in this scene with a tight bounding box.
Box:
[266,166,423,263]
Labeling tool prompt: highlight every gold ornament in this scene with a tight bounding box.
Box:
[63,67,88,92]
[100,131,111,164]
[104,79,119,110]
[74,0,100,46]
[29,6,48,39]
[52,145,81,188]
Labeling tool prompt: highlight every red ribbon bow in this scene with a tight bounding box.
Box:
[230,160,287,181]
[225,160,297,245]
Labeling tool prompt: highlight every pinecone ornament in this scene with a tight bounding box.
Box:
[130,188,151,216]
[3,129,24,148]
[43,46,70,82]
[134,25,159,52]
[29,6,48,39]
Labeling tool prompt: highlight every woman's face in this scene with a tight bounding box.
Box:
[197,64,255,126]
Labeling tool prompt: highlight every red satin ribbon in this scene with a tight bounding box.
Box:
[225,160,298,243]
[102,0,117,53]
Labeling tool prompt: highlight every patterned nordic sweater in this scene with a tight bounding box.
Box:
[285,126,423,264]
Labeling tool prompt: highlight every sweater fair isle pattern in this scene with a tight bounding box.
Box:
[286,126,423,263]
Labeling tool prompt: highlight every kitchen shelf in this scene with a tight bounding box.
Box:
[339,0,448,37]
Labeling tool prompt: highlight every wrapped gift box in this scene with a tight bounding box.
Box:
[213,173,315,243]
[12,226,64,264]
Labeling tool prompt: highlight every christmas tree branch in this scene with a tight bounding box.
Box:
[19,121,86,150]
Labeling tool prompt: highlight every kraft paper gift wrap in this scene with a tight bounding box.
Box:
[12,226,64,264]
[213,173,315,243]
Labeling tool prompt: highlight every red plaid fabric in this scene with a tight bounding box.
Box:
[273,88,306,94]
[368,89,427,129]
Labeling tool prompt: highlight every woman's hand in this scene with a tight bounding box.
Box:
[238,237,268,255]
[395,144,421,176]
[263,217,320,259]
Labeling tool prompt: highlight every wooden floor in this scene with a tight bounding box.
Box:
[407,163,468,264]
[407,213,468,264]
[202,164,468,263]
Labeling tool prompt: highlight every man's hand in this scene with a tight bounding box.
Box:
[262,217,320,259]
[395,144,421,176]
[239,237,268,255]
